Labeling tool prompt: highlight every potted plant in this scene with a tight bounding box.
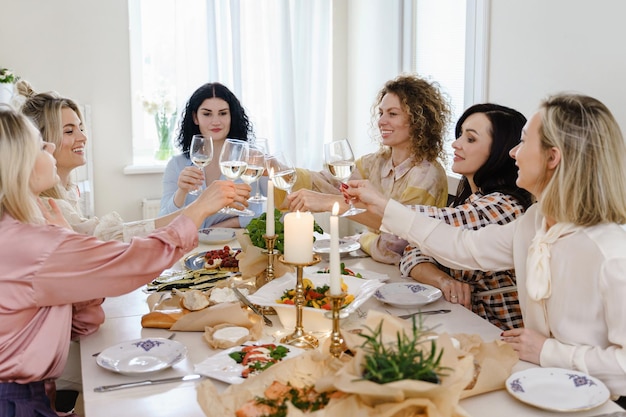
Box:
[0,68,19,104]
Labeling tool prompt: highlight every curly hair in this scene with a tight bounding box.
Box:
[371,74,451,165]
[177,82,254,158]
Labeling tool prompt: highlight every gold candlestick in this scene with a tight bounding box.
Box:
[256,234,279,315]
[278,254,321,349]
[327,291,348,358]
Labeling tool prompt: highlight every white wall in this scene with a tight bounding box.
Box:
[2,0,626,221]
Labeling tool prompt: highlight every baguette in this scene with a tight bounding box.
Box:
[141,311,185,329]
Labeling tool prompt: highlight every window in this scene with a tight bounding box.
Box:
[128,0,487,170]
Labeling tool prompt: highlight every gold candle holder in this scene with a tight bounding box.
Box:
[277,254,321,349]
[327,291,348,358]
[256,234,279,315]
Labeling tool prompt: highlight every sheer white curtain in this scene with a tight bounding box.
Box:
[204,0,332,169]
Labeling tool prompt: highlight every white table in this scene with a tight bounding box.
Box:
[80,240,624,417]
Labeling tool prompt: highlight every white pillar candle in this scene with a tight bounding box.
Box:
[266,178,275,236]
[283,211,314,264]
[329,202,341,295]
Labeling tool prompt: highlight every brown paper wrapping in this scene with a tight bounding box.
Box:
[143,292,263,337]
[236,231,294,283]
[196,311,518,417]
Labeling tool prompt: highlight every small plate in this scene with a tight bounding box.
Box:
[373,282,442,308]
[96,338,187,376]
[183,249,240,271]
[505,367,610,412]
[198,228,237,244]
[313,239,360,254]
[194,343,305,384]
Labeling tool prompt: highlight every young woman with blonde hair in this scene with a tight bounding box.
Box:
[346,93,626,399]
[0,106,244,416]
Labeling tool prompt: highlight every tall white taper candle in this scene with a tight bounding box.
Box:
[329,202,341,295]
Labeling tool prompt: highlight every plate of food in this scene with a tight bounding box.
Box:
[96,337,187,376]
[194,343,304,384]
[312,239,360,254]
[373,282,442,308]
[247,273,383,332]
[505,367,610,412]
[183,246,241,271]
[198,228,237,244]
[146,269,232,292]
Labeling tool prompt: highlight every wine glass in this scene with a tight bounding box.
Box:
[218,138,255,216]
[250,138,270,202]
[265,152,297,195]
[189,135,213,195]
[324,139,366,217]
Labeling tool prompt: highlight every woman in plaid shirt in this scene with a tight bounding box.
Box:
[399,103,533,330]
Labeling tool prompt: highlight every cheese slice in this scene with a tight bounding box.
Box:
[212,326,250,343]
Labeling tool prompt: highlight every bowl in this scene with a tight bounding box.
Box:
[247,273,383,332]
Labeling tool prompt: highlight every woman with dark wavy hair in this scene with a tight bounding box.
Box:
[160,82,260,228]
[399,103,533,330]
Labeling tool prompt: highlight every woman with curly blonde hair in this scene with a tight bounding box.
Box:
[285,73,451,264]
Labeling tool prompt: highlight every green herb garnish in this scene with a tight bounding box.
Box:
[245,209,324,253]
[358,317,447,384]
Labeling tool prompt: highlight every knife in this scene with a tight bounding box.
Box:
[94,374,203,392]
[398,309,451,319]
[232,287,273,327]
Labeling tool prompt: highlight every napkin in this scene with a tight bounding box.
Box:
[235,231,294,286]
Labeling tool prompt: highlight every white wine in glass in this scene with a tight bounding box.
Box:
[218,138,254,216]
[249,138,270,202]
[324,139,366,216]
[266,152,297,195]
[189,135,213,195]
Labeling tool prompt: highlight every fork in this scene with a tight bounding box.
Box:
[92,333,176,357]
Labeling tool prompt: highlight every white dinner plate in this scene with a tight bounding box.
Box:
[312,239,360,254]
[96,338,187,376]
[505,367,610,412]
[198,227,237,244]
[373,282,442,308]
[194,343,304,384]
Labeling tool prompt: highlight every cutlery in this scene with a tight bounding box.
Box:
[232,287,273,327]
[398,309,451,319]
[94,374,203,392]
[92,333,176,357]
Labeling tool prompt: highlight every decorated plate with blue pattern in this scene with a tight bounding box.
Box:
[505,367,610,412]
[373,282,442,308]
[96,338,187,376]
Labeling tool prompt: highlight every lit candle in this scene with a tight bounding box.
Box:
[266,176,275,236]
[329,202,341,295]
[284,211,314,263]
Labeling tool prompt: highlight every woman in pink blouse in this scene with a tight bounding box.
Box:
[0,107,247,417]
[399,104,533,330]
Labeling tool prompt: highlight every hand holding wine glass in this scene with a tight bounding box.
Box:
[218,138,255,215]
[242,144,266,203]
[324,139,366,216]
[189,135,213,195]
[265,152,297,195]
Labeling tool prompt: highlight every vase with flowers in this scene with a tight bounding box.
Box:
[142,91,177,161]
[0,68,20,105]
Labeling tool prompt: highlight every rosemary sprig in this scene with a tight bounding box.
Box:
[358,316,447,384]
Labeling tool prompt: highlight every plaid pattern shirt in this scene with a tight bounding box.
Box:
[399,192,527,330]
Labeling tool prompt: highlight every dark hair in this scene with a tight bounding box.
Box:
[452,103,533,209]
[176,82,253,157]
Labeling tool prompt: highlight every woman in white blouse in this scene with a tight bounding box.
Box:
[345,93,626,399]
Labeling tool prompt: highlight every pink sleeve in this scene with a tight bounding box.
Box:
[71,298,105,339]
[31,215,198,307]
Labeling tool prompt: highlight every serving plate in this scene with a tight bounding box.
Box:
[505,367,610,412]
[312,239,360,254]
[183,249,241,271]
[96,338,187,376]
[313,266,389,282]
[373,282,442,308]
[194,343,304,384]
[198,227,237,244]
[247,273,383,332]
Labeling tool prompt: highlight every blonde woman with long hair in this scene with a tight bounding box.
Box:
[0,107,244,416]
